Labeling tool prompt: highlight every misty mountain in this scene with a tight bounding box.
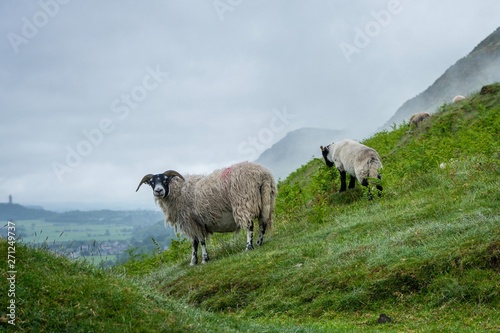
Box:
[382,26,500,127]
[255,127,345,180]
[257,27,500,181]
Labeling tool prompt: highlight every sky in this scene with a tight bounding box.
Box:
[1,0,498,211]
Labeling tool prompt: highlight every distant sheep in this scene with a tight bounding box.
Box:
[409,112,431,128]
[136,162,276,265]
[452,95,465,103]
[320,139,383,197]
[480,84,500,95]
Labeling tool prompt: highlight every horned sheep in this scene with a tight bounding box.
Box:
[409,112,431,128]
[320,139,383,196]
[136,161,277,265]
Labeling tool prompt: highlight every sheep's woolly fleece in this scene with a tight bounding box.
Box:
[409,112,431,127]
[324,139,382,185]
[156,161,276,241]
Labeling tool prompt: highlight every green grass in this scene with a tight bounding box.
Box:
[1,240,336,332]
[1,83,499,332]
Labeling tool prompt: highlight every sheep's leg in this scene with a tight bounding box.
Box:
[246,221,254,250]
[376,175,383,196]
[361,176,383,199]
[361,178,376,200]
[200,239,209,264]
[339,170,347,192]
[348,175,356,189]
[190,238,199,266]
[256,221,266,246]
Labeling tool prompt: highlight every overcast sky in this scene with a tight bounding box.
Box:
[1,1,498,211]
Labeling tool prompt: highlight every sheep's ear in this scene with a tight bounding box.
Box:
[163,170,185,181]
[136,174,153,192]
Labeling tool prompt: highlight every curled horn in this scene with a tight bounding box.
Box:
[135,174,153,192]
[163,170,185,181]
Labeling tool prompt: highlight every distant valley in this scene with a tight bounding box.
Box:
[0,203,173,266]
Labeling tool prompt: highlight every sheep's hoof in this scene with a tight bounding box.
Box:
[202,254,209,264]
[246,244,254,251]
[190,258,198,266]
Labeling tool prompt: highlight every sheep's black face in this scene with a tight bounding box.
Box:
[320,145,334,167]
[320,145,329,158]
[148,174,171,198]
[137,171,184,196]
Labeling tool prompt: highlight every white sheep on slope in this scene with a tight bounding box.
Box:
[320,139,383,197]
[136,161,277,265]
[409,112,431,128]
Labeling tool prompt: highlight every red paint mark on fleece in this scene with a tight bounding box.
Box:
[221,166,233,180]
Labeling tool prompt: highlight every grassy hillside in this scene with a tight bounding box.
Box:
[1,84,499,332]
[0,240,310,332]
